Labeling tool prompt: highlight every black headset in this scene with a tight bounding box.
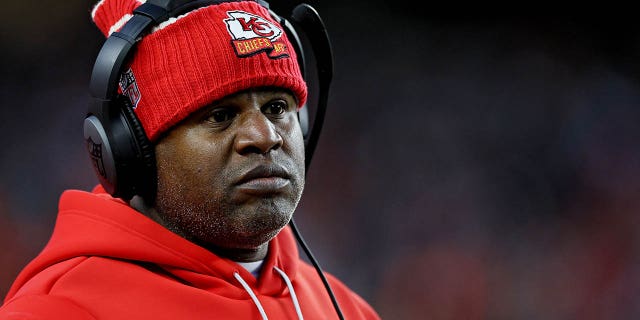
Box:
[84,0,343,318]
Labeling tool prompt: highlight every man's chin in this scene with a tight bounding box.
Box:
[237,213,291,244]
[199,225,286,258]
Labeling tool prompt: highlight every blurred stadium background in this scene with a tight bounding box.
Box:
[2,1,640,319]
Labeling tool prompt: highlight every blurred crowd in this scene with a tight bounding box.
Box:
[2,1,640,319]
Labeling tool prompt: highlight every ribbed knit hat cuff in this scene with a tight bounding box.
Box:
[151,75,308,141]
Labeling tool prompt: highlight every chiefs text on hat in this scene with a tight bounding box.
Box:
[224,10,289,59]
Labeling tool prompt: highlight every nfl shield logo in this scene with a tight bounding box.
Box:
[119,68,141,108]
[87,137,106,178]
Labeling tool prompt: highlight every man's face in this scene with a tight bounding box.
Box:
[152,88,305,252]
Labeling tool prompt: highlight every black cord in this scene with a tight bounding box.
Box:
[289,218,345,320]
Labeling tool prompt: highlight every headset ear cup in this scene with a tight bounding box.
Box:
[84,113,118,195]
[298,104,309,139]
[118,96,157,202]
[85,95,156,201]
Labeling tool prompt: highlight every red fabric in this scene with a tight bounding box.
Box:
[92,0,307,141]
[0,190,379,319]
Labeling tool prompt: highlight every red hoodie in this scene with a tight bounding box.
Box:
[0,189,380,319]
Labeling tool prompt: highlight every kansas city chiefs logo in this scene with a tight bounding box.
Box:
[224,11,289,59]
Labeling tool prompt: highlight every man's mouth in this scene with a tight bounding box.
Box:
[235,164,291,195]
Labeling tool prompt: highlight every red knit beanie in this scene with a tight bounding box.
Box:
[91,0,308,141]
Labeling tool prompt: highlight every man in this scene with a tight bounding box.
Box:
[0,0,380,319]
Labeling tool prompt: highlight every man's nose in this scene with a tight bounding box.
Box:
[234,111,283,155]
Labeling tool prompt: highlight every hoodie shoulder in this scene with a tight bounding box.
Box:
[0,294,96,319]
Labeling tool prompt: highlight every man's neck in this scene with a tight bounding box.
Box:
[204,244,268,262]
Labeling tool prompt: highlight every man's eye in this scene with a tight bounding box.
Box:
[207,109,236,123]
[262,100,288,115]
